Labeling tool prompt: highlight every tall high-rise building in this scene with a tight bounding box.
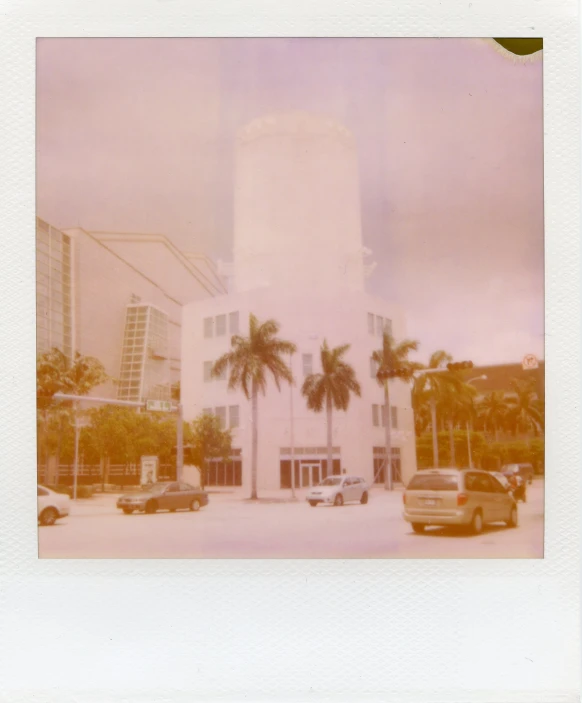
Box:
[181,113,417,490]
[36,218,74,359]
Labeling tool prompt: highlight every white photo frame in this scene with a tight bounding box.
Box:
[0,1,579,701]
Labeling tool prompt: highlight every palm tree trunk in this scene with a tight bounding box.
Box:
[494,422,499,443]
[384,381,393,491]
[430,398,439,468]
[449,418,455,467]
[251,380,258,500]
[326,395,333,480]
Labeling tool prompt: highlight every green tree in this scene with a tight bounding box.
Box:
[37,348,108,482]
[211,313,296,500]
[506,377,544,438]
[412,350,452,468]
[188,412,233,489]
[372,333,421,490]
[478,390,510,442]
[301,340,361,482]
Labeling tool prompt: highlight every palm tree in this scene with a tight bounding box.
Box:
[301,340,361,481]
[479,390,509,442]
[372,333,421,490]
[412,350,452,468]
[506,378,544,438]
[437,377,476,466]
[211,313,296,500]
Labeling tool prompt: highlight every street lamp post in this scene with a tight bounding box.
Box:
[465,375,487,469]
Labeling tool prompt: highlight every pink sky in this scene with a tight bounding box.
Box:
[36,38,544,365]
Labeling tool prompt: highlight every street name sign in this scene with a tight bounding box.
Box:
[146,399,173,412]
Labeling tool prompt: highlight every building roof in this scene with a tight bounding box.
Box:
[87,231,227,302]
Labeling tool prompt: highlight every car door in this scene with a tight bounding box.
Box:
[470,473,495,523]
[342,478,355,502]
[179,482,195,509]
[479,474,504,522]
[488,474,512,521]
[161,482,181,510]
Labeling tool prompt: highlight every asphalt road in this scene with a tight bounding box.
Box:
[38,480,544,559]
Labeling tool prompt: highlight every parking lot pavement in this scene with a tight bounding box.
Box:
[38,480,544,559]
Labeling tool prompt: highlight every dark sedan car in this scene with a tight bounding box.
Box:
[116,481,209,515]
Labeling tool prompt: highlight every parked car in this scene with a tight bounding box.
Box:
[403,468,518,535]
[116,482,209,514]
[38,485,70,526]
[501,463,534,485]
[306,475,369,507]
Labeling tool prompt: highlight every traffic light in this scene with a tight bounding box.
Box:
[447,361,474,372]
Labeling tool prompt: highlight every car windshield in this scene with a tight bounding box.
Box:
[407,474,459,491]
[319,477,342,486]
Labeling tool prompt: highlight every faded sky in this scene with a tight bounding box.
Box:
[36,38,544,365]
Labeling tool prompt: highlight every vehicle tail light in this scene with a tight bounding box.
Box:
[457,493,468,506]
[402,493,406,505]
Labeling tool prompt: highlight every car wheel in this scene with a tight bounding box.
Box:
[360,491,369,505]
[412,523,425,534]
[506,505,518,528]
[334,493,344,507]
[122,508,134,515]
[39,507,58,526]
[308,500,318,507]
[470,510,484,535]
[145,500,157,514]
[190,499,201,512]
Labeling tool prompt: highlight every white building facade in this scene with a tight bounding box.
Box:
[181,112,418,490]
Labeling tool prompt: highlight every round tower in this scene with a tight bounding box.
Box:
[233,112,366,294]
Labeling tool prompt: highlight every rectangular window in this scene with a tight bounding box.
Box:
[216,314,226,336]
[215,406,227,430]
[372,404,379,427]
[204,317,214,338]
[376,315,384,336]
[384,318,393,336]
[367,313,375,335]
[203,407,212,415]
[391,406,398,429]
[381,404,387,427]
[229,311,239,335]
[203,361,213,381]
[216,363,227,381]
[229,405,240,429]
[370,357,378,379]
[302,353,313,377]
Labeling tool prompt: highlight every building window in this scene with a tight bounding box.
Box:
[229,405,239,429]
[370,357,378,379]
[384,318,392,336]
[215,363,227,381]
[203,407,212,415]
[204,317,214,338]
[391,406,398,429]
[215,406,226,430]
[229,311,239,335]
[376,315,384,336]
[302,353,313,377]
[216,314,226,336]
[203,361,213,381]
[367,313,375,335]
[372,404,379,427]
